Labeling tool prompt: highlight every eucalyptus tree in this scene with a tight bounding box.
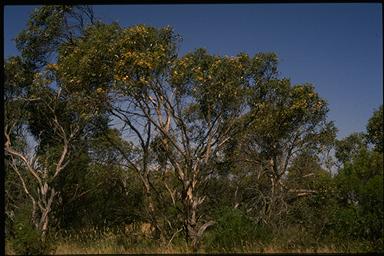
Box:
[4,58,99,240]
[53,22,170,237]
[149,48,251,248]
[334,132,367,167]
[16,5,94,69]
[55,19,286,248]
[4,56,35,235]
[108,26,250,247]
[4,5,100,241]
[226,77,337,223]
[7,5,342,250]
[110,37,287,248]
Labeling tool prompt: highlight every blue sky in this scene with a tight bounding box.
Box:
[4,4,383,138]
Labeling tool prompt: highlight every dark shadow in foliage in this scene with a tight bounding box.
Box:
[203,206,272,252]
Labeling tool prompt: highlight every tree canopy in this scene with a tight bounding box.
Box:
[4,5,383,254]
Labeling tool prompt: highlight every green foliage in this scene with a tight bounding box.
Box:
[335,132,367,164]
[5,5,383,253]
[16,5,94,67]
[55,162,144,230]
[247,78,334,157]
[287,153,325,187]
[286,155,337,240]
[366,105,383,152]
[328,207,362,240]
[11,204,55,255]
[171,49,249,120]
[4,57,34,135]
[113,24,178,85]
[205,207,271,250]
[58,22,121,95]
[4,56,34,95]
[333,148,383,244]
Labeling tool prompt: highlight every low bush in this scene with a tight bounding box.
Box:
[204,206,272,251]
[11,204,55,255]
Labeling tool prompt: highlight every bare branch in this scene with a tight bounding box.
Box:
[52,142,69,179]
[5,147,42,187]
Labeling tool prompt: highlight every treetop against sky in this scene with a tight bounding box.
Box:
[4,3,382,138]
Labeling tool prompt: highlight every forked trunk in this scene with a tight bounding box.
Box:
[182,177,214,251]
[36,185,56,242]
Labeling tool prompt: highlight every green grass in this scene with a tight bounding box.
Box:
[5,227,381,254]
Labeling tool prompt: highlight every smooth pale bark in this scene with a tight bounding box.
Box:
[5,108,74,241]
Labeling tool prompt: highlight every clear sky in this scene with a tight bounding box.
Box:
[4,4,383,139]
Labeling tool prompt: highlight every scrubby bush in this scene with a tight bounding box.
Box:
[11,204,55,255]
[204,206,271,251]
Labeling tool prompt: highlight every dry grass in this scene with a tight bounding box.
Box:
[55,244,342,254]
[242,245,339,253]
[55,242,190,254]
[6,230,363,255]
[6,239,341,255]
[5,241,15,255]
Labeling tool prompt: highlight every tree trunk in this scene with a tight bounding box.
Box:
[142,178,166,243]
[182,175,205,251]
[38,186,55,242]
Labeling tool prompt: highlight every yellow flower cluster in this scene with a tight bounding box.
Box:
[46,63,58,71]
[212,59,222,67]
[178,57,190,68]
[159,45,166,52]
[136,59,153,69]
[292,99,308,109]
[114,74,130,82]
[129,25,149,34]
[196,75,205,82]
[33,72,42,81]
[96,87,105,94]
[316,100,323,110]
[119,50,156,69]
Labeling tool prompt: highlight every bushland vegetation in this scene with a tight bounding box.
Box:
[4,5,383,254]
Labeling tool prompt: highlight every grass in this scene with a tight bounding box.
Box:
[5,227,380,254]
[5,237,345,254]
[53,244,342,254]
[6,242,341,254]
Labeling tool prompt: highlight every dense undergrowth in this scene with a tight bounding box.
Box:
[6,206,382,254]
[5,226,380,255]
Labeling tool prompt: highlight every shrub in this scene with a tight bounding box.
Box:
[11,204,55,255]
[204,206,271,251]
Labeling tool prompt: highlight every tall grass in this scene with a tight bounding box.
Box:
[5,225,378,254]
